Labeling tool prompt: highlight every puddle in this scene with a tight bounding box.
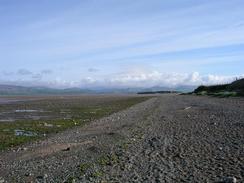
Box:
[60,111,71,114]
[0,99,22,104]
[14,129,37,136]
[1,112,11,114]
[0,119,15,122]
[44,123,53,127]
[15,110,38,113]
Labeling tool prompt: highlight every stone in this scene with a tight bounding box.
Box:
[62,147,70,151]
[0,177,5,183]
[24,172,33,177]
[36,175,44,180]
[184,106,192,110]
[223,176,237,183]
[44,123,53,127]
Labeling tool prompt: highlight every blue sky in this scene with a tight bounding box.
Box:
[0,0,244,88]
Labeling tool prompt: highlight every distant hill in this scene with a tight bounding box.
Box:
[0,85,92,95]
[193,78,244,97]
[140,85,196,93]
[0,84,196,95]
[137,91,180,95]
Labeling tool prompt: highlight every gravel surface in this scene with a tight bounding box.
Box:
[0,94,244,182]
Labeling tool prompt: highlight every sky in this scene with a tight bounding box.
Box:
[0,0,244,88]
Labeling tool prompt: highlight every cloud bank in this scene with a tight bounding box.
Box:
[1,69,242,89]
[79,71,241,88]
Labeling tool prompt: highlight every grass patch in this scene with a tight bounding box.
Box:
[195,91,238,97]
[211,91,237,97]
[91,170,104,178]
[79,163,92,174]
[120,142,129,151]
[65,176,77,183]
[97,152,119,166]
[98,155,110,166]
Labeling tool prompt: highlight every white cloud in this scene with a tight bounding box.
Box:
[84,71,241,88]
[68,71,242,88]
[1,68,243,89]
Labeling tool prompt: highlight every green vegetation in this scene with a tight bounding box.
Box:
[0,96,150,150]
[97,153,119,166]
[79,163,92,174]
[137,91,179,94]
[91,170,104,178]
[98,155,110,166]
[193,78,244,97]
[65,176,76,183]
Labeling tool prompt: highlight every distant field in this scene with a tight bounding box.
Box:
[0,95,150,150]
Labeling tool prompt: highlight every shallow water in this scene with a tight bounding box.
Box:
[0,119,15,122]
[0,97,35,104]
[14,129,37,136]
[0,98,16,104]
[15,109,38,113]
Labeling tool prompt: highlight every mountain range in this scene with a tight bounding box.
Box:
[0,84,197,95]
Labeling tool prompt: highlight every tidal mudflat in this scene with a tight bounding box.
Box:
[0,95,150,150]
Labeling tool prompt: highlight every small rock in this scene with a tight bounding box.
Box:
[25,172,32,176]
[0,177,5,183]
[44,123,53,127]
[62,147,70,151]
[17,148,21,152]
[36,175,44,180]
[21,147,28,151]
[211,122,218,125]
[210,114,215,119]
[222,176,237,183]
[184,106,192,110]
